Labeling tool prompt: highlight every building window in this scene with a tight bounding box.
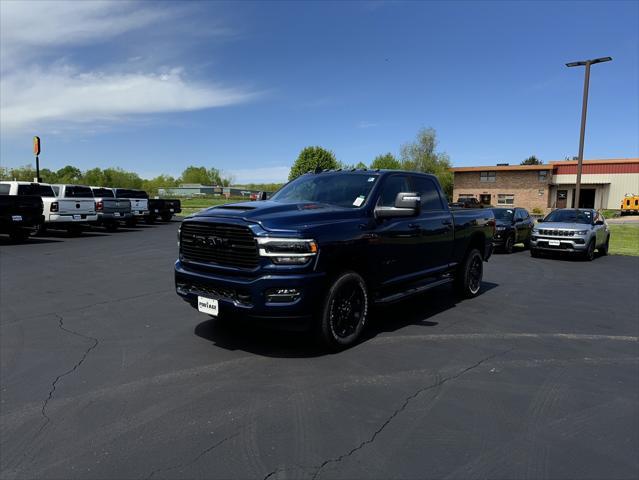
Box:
[458,194,475,199]
[480,171,496,182]
[538,170,548,182]
[497,194,514,205]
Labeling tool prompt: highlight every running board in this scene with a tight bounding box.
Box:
[374,277,454,305]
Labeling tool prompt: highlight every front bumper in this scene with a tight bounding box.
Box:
[175,260,326,330]
[530,235,588,253]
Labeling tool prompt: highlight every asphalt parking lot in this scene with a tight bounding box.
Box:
[1,222,638,480]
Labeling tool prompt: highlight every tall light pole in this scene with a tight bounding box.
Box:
[565,56,612,208]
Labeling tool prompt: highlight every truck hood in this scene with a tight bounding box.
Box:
[536,222,592,230]
[194,200,363,231]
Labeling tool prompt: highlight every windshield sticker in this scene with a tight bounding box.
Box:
[353,195,365,207]
[367,177,376,182]
[507,209,513,214]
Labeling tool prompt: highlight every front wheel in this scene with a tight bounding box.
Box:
[318,271,369,350]
[8,228,29,243]
[455,249,483,298]
[583,239,596,261]
[504,235,515,254]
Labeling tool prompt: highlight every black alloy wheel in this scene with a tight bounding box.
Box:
[318,271,369,350]
[456,248,483,298]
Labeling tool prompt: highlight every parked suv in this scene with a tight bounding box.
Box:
[175,170,495,349]
[530,208,610,261]
[491,207,534,253]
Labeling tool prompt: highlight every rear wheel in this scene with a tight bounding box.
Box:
[455,248,483,298]
[105,222,119,232]
[34,223,47,236]
[145,215,155,224]
[583,239,596,261]
[598,235,610,256]
[318,271,369,350]
[161,213,173,222]
[125,217,137,227]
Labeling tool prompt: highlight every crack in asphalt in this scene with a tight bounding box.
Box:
[146,433,239,479]
[307,347,515,480]
[39,314,99,431]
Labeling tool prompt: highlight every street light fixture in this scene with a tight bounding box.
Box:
[565,56,612,208]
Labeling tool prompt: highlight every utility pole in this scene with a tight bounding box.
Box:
[565,56,612,208]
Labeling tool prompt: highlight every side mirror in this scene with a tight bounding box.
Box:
[375,192,420,218]
[537,218,544,223]
[258,191,268,201]
[595,220,604,225]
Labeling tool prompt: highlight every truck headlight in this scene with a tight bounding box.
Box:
[574,230,588,235]
[257,237,318,265]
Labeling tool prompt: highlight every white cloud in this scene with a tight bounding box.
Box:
[1,66,256,131]
[0,1,256,133]
[227,166,290,184]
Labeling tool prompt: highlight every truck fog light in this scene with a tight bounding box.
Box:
[265,288,301,303]
[271,256,311,265]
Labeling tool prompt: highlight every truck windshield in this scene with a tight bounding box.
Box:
[271,173,378,208]
[492,208,514,221]
[17,184,55,197]
[65,186,94,198]
[544,209,593,224]
[91,188,114,198]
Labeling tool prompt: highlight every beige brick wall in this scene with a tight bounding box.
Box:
[453,170,551,213]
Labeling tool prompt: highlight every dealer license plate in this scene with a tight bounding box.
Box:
[73,215,81,220]
[548,240,560,247]
[169,208,174,212]
[11,215,22,221]
[197,296,218,316]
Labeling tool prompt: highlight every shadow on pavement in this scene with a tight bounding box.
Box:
[0,236,63,246]
[194,281,499,358]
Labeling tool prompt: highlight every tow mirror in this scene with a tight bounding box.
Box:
[375,192,420,218]
[537,218,544,223]
[595,220,604,225]
[258,191,268,201]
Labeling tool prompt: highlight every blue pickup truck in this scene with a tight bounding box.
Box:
[175,170,495,349]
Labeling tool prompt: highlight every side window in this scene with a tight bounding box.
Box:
[0,184,10,194]
[52,186,60,196]
[377,175,410,207]
[522,209,530,219]
[411,176,444,210]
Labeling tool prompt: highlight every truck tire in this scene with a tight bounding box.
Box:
[455,248,483,298]
[318,271,369,350]
[145,215,155,224]
[125,218,137,227]
[105,222,119,232]
[530,248,540,258]
[161,213,173,222]
[34,223,47,236]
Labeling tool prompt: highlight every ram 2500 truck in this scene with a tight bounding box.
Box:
[0,183,44,242]
[146,199,182,223]
[175,170,495,349]
[112,188,149,226]
[90,187,132,231]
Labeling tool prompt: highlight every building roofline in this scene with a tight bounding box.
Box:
[451,158,638,172]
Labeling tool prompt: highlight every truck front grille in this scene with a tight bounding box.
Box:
[180,222,259,269]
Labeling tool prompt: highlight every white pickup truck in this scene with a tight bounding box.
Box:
[0,181,97,235]
[112,188,149,226]
[49,184,98,235]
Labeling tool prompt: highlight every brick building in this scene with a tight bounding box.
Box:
[451,158,639,212]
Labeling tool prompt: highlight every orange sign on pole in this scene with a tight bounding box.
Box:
[33,136,41,156]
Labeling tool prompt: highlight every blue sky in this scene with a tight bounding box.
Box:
[1,0,637,183]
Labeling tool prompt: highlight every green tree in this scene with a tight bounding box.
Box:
[289,146,338,180]
[142,174,178,196]
[400,127,453,198]
[370,153,401,170]
[521,155,542,165]
[55,165,82,183]
[83,168,106,186]
[102,168,142,189]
